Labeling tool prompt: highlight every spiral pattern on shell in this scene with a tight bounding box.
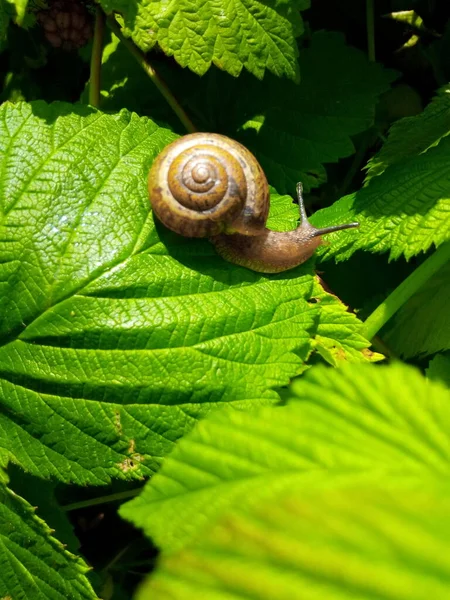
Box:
[148,133,270,238]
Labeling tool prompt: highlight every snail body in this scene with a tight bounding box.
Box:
[148,133,359,273]
[211,221,323,273]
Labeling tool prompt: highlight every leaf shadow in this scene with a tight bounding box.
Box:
[153,218,313,286]
[30,100,98,124]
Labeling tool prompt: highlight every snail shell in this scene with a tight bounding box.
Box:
[148,133,359,273]
[148,132,269,238]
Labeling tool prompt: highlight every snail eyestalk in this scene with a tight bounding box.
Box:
[296,181,360,238]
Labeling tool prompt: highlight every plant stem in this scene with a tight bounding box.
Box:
[89,6,105,108]
[366,0,375,62]
[100,544,132,575]
[362,242,450,340]
[62,488,142,512]
[106,15,197,133]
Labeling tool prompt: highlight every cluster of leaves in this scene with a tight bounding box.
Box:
[0,0,449,598]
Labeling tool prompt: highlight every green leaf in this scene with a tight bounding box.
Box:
[80,33,188,133]
[426,353,450,388]
[94,31,393,191]
[426,22,450,85]
[8,0,27,23]
[265,196,377,365]
[265,188,301,232]
[92,32,394,195]
[140,483,450,600]
[99,0,308,81]
[237,31,396,194]
[8,466,81,553]
[310,278,383,365]
[311,134,450,262]
[312,88,450,263]
[0,475,97,599]
[0,101,371,485]
[382,260,450,358]
[366,84,450,181]
[120,362,450,553]
[0,0,28,39]
[0,0,28,44]
[0,0,10,44]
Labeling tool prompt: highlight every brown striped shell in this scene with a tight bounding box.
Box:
[148,133,270,238]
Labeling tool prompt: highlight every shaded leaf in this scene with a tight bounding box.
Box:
[0,0,28,42]
[81,33,187,133]
[0,0,11,44]
[426,22,450,84]
[383,257,450,358]
[237,31,396,194]
[8,466,81,553]
[94,32,395,196]
[366,84,450,181]
[426,353,450,388]
[0,476,97,599]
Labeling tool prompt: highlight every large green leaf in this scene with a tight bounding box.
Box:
[0,474,97,599]
[99,0,308,81]
[311,135,450,262]
[120,363,450,553]
[0,101,371,484]
[141,483,450,600]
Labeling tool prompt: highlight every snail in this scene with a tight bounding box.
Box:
[148,133,359,273]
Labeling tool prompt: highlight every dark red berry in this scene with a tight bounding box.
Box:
[37,0,93,51]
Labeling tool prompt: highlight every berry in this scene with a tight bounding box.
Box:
[37,0,93,51]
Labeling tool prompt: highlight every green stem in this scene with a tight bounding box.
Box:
[100,544,132,575]
[89,6,105,108]
[106,15,197,134]
[366,0,375,62]
[362,242,450,340]
[62,487,142,512]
